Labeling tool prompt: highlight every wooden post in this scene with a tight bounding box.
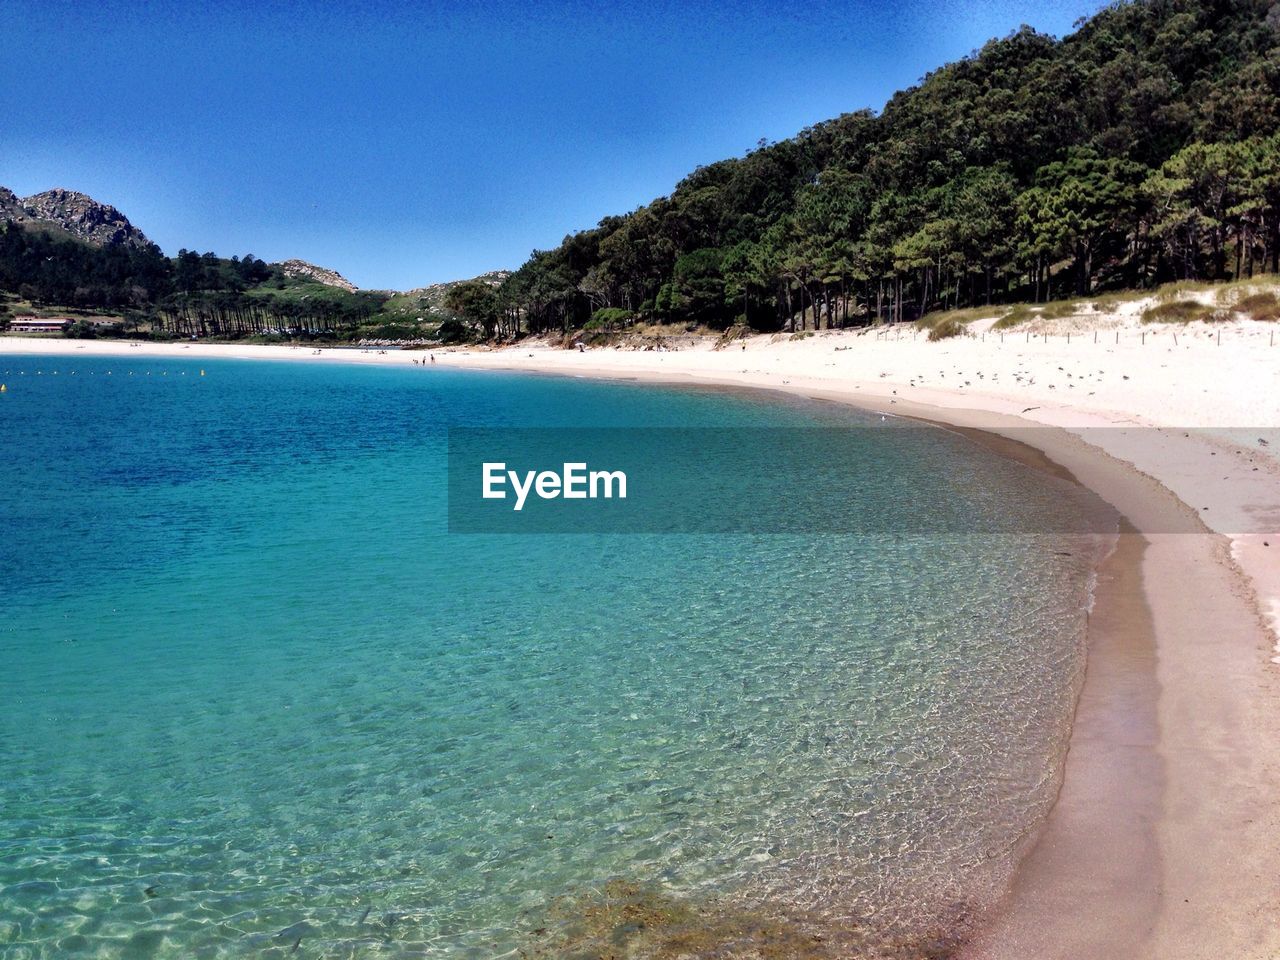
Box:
[1217,329,1221,346]
[1142,331,1146,345]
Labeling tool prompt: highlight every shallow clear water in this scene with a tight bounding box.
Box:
[0,356,1105,958]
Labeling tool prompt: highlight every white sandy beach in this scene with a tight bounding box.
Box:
[4,319,1280,958]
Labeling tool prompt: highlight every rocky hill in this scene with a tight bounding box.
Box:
[402,270,510,312]
[3,187,152,249]
[0,187,27,221]
[278,259,358,292]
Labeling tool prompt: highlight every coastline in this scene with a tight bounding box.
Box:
[5,333,1279,957]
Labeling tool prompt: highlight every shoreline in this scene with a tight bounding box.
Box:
[5,334,1279,957]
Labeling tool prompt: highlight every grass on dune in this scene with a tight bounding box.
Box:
[927,317,968,340]
[1231,290,1280,320]
[915,296,1107,335]
[991,297,1098,329]
[915,304,1006,330]
[887,275,1280,338]
[1089,289,1145,312]
[1140,299,1217,323]
[1147,273,1280,305]
[1211,274,1280,300]
[1037,297,1094,319]
[1151,279,1216,302]
[992,304,1036,329]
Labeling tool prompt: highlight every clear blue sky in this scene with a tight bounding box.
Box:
[2,0,1104,291]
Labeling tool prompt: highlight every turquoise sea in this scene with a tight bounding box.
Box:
[0,355,1108,958]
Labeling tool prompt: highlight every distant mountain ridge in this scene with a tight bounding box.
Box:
[1,182,498,296]
[0,186,153,249]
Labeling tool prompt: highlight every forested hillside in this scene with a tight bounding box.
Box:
[0,223,390,337]
[472,0,1280,336]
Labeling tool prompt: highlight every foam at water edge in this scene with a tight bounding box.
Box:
[1083,530,1120,616]
[1228,536,1280,662]
[1268,598,1280,664]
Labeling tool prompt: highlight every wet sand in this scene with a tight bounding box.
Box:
[961,525,1164,957]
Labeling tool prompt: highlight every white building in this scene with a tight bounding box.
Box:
[9,316,71,333]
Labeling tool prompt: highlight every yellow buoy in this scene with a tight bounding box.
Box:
[0,384,6,393]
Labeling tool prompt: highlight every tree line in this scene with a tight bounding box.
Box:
[0,227,383,337]
[447,0,1280,336]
